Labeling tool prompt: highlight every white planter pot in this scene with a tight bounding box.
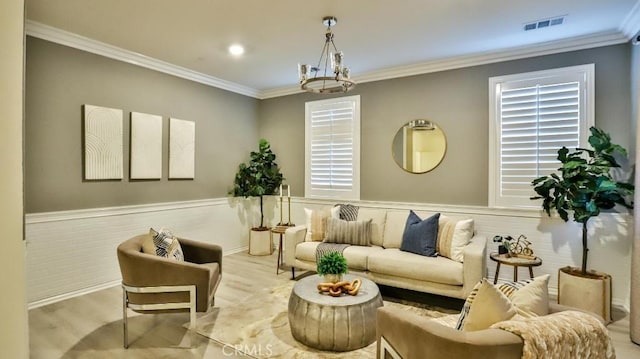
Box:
[558,266,612,323]
[248,229,272,256]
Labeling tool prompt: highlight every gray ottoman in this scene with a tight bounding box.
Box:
[288,274,383,351]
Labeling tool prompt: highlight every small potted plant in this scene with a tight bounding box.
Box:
[317,252,348,283]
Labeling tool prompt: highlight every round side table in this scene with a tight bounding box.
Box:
[288,274,383,351]
[490,252,542,284]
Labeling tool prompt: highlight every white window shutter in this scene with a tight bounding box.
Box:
[305,95,360,200]
[489,65,594,208]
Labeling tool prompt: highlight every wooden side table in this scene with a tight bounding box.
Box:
[271,226,289,274]
[490,252,542,284]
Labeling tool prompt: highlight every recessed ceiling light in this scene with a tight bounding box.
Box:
[228,44,245,56]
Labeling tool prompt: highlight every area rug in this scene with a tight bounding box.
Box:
[190,282,458,358]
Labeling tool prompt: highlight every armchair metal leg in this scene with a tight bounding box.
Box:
[123,287,129,349]
[122,283,197,349]
[379,336,402,359]
[291,267,295,279]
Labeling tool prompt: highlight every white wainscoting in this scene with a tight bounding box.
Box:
[25,198,262,308]
[284,198,632,309]
[26,196,632,310]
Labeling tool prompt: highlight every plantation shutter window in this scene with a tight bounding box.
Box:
[489,65,594,208]
[305,95,360,200]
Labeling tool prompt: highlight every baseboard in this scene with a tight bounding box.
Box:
[224,246,249,256]
[28,279,121,310]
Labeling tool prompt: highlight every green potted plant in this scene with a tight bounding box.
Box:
[317,252,348,283]
[231,138,284,255]
[531,126,634,320]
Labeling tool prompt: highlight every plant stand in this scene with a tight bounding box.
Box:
[558,266,612,323]
[248,229,272,256]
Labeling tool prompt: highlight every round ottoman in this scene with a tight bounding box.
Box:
[288,274,383,351]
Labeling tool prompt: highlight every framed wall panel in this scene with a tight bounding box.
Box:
[83,104,123,180]
[169,118,195,179]
[130,112,162,179]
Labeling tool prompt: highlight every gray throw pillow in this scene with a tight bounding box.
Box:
[323,217,372,246]
[400,211,440,257]
[336,203,359,221]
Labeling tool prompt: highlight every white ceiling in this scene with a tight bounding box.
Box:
[26,0,640,97]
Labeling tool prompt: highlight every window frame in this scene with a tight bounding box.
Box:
[304,95,361,200]
[488,64,595,208]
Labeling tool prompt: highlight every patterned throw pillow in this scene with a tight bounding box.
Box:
[304,207,340,241]
[437,216,474,262]
[335,204,359,221]
[399,211,439,257]
[145,228,184,261]
[456,279,517,331]
[497,274,550,317]
[323,217,372,246]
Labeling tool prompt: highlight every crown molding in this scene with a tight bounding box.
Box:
[258,30,628,99]
[620,0,640,38]
[25,20,630,101]
[25,20,261,98]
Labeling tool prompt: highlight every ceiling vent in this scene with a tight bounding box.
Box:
[524,16,565,31]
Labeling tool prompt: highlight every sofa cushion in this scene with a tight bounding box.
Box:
[367,248,463,285]
[356,208,386,247]
[400,211,439,257]
[456,279,517,331]
[324,217,372,246]
[295,242,383,270]
[437,216,474,262]
[304,207,340,241]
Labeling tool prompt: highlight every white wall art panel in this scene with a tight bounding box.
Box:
[83,104,123,180]
[130,112,162,179]
[169,118,195,179]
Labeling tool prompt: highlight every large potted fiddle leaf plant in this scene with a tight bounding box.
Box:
[531,127,634,321]
[231,138,283,255]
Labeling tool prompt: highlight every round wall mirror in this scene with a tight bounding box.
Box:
[392,120,446,174]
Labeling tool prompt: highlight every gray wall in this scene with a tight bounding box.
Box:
[259,44,632,206]
[26,37,259,213]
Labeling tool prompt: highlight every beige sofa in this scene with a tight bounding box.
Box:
[284,208,487,300]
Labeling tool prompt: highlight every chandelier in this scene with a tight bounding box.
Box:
[298,16,356,94]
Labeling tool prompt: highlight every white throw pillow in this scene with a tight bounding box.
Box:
[438,215,474,262]
[456,279,517,331]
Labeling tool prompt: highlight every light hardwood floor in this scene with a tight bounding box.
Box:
[29,250,640,358]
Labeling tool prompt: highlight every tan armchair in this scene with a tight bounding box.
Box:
[117,234,222,348]
[376,303,599,359]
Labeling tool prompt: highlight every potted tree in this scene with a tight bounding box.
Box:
[231,139,284,255]
[317,252,348,283]
[531,127,634,321]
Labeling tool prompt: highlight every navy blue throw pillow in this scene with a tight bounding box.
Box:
[400,211,440,257]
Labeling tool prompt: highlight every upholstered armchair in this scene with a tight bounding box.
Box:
[376,303,607,359]
[117,234,222,348]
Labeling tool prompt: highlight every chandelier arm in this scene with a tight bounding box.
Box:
[316,39,330,78]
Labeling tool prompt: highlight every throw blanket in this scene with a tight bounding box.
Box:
[316,242,350,263]
[490,311,615,359]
